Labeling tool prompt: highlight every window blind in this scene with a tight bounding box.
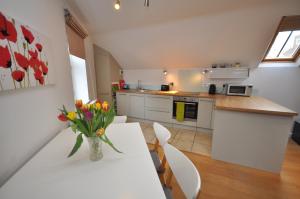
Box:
[64,9,88,59]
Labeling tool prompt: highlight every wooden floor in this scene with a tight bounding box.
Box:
[150,139,300,199]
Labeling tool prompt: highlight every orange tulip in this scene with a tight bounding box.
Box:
[102,101,109,112]
[75,99,83,108]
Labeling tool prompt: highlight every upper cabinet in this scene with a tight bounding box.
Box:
[208,68,249,79]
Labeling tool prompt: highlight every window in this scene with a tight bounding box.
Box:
[263,15,300,62]
[69,55,89,103]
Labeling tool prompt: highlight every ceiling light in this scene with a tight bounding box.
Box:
[114,0,120,10]
[144,0,150,7]
[163,70,167,75]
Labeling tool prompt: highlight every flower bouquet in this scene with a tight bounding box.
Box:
[57,100,121,161]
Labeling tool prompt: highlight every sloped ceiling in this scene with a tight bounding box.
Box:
[67,0,300,69]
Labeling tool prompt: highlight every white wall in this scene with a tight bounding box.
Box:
[243,67,300,119]
[84,37,97,100]
[0,0,74,186]
[93,0,300,69]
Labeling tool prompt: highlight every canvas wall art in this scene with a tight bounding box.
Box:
[0,11,54,92]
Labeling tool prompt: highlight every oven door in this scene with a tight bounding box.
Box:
[173,101,198,120]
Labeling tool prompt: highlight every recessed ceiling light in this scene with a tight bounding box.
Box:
[114,0,120,10]
[144,0,150,7]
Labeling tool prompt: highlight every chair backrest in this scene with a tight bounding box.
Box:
[112,116,127,124]
[153,122,171,147]
[163,143,201,199]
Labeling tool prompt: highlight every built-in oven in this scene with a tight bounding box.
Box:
[173,96,198,121]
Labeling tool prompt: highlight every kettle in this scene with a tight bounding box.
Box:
[208,84,216,94]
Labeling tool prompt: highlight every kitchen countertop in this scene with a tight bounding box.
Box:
[215,95,298,116]
[116,89,223,98]
[116,89,298,117]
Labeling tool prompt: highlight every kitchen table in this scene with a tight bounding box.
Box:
[0,123,166,199]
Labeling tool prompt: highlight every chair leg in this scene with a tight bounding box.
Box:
[153,138,159,152]
[165,168,173,189]
[158,155,167,173]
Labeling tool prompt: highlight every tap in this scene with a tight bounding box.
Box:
[137,80,142,90]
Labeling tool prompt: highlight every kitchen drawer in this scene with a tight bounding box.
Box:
[145,110,172,123]
[145,95,172,112]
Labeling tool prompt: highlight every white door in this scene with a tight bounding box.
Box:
[129,94,145,119]
[197,99,214,129]
[116,93,128,116]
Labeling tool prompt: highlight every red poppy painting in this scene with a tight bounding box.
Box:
[0,11,54,91]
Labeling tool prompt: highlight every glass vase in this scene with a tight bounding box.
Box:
[87,137,103,161]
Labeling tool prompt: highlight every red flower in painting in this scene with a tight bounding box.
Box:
[28,49,38,59]
[34,69,44,85]
[0,12,17,43]
[28,50,39,70]
[14,52,29,71]
[35,43,43,52]
[40,61,48,75]
[0,45,11,68]
[11,70,25,82]
[29,57,38,70]
[21,25,34,44]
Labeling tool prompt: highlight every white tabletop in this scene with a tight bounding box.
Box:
[0,123,166,199]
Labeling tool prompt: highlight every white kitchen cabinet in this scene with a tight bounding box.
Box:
[145,95,172,123]
[129,94,145,119]
[208,68,249,79]
[197,99,214,129]
[116,93,128,116]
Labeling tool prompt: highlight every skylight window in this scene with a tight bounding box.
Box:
[263,15,300,62]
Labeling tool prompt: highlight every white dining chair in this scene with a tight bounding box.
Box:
[150,122,171,181]
[153,122,171,147]
[112,116,127,123]
[163,143,201,199]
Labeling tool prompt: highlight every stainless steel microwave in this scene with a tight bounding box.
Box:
[226,84,253,96]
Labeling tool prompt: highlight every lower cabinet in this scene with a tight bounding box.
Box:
[129,94,145,119]
[116,93,128,116]
[197,99,214,129]
[116,92,215,129]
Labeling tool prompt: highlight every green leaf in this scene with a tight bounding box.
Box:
[68,133,83,157]
[103,135,122,153]
[75,119,89,136]
[71,124,77,133]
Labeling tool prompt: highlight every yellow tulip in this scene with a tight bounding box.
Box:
[67,112,76,120]
[95,102,101,110]
[96,128,105,137]
[87,104,91,109]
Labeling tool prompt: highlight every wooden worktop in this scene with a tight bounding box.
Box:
[116,89,298,117]
[215,96,298,116]
[116,89,223,98]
